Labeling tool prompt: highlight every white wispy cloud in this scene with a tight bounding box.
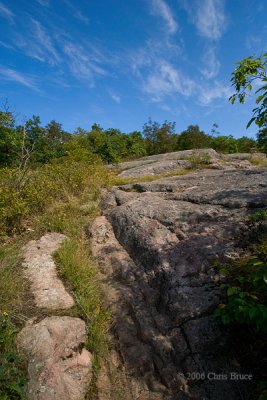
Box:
[182,0,227,40]
[14,19,61,65]
[0,40,14,49]
[32,19,61,65]
[150,0,178,34]
[201,47,220,79]
[198,81,231,105]
[110,93,121,103]
[143,60,196,101]
[36,0,49,5]
[63,0,89,23]
[0,65,37,90]
[0,2,14,22]
[63,42,106,84]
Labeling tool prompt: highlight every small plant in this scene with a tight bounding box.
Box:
[250,209,267,222]
[215,237,267,332]
[250,156,267,168]
[185,152,212,169]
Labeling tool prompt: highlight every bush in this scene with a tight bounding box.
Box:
[0,153,110,237]
[185,151,212,168]
[215,213,267,333]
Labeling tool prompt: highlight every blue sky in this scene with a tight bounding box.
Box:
[0,0,266,137]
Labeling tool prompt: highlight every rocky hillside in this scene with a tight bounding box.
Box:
[90,150,267,400]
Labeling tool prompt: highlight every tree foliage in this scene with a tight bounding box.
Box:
[0,102,263,168]
[143,119,176,155]
[177,125,211,150]
[230,53,267,128]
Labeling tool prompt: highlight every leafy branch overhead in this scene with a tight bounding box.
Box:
[229,53,267,128]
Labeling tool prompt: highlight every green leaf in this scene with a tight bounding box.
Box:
[227,286,240,296]
[246,117,256,128]
[256,95,264,104]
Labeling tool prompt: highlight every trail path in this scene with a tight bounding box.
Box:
[17,233,92,400]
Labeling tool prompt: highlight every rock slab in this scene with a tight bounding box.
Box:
[23,233,74,309]
[90,167,267,400]
[17,316,92,400]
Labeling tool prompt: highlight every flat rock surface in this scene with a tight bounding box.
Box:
[23,233,74,309]
[17,316,92,400]
[90,166,267,400]
[115,149,266,178]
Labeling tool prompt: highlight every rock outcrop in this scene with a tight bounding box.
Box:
[114,149,266,178]
[17,317,92,400]
[90,167,267,400]
[22,233,74,309]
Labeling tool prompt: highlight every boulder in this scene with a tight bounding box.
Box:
[17,316,92,400]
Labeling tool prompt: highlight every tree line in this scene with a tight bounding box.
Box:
[0,106,266,168]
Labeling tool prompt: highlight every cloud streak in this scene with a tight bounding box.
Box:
[0,2,14,22]
[182,0,227,40]
[0,65,37,90]
[36,0,50,5]
[63,42,107,84]
[198,81,231,105]
[32,19,61,65]
[143,60,196,101]
[201,47,220,79]
[150,0,178,34]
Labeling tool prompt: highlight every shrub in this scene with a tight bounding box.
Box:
[250,156,267,168]
[185,151,212,168]
[215,231,267,332]
[0,154,110,237]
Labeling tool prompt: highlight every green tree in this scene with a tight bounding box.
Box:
[143,119,176,155]
[230,53,267,128]
[177,125,211,150]
[44,120,71,160]
[211,135,238,153]
[257,124,267,153]
[0,109,20,166]
[236,136,257,152]
[126,131,147,159]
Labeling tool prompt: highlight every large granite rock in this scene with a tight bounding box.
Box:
[90,167,267,400]
[22,233,74,310]
[114,150,266,178]
[17,316,92,400]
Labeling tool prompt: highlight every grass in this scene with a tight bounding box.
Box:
[250,155,267,167]
[0,244,28,399]
[55,236,111,369]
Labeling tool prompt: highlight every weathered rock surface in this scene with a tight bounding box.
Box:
[90,167,267,400]
[17,317,92,400]
[115,149,266,178]
[23,233,74,309]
